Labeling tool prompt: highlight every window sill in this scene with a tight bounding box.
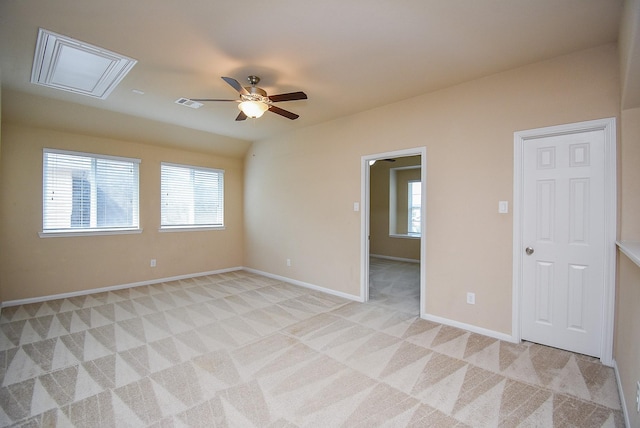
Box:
[389,233,421,240]
[159,226,226,233]
[617,241,640,268]
[39,228,143,238]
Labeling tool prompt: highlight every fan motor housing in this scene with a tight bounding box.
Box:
[247,86,267,97]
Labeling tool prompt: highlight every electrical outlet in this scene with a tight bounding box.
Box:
[286,258,291,267]
[150,259,156,267]
[466,292,475,305]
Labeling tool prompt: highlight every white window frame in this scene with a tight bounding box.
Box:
[40,148,141,237]
[160,162,224,232]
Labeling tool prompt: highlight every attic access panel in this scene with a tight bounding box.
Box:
[31,28,137,99]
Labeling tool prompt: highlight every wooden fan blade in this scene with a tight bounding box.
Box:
[189,99,239,102]
[268,91,308,102]
[235,111,248,121]
[222,77,249,95]
[268,105,299,120]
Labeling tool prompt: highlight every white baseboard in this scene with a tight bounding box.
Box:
[242,268,363,302]
[613,359,631,428]
[370,254,420,263]
[1,266,244,308]
[421,312,517,343]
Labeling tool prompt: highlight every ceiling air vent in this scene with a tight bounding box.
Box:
[31,28,137,100]
[175,98,203,109]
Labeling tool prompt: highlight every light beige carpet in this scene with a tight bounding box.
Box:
[0,261,624,427]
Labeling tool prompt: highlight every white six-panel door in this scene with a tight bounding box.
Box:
[520,129,607,357]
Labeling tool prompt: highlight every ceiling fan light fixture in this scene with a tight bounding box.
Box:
[238,100,268,118]
[193,76,306,121]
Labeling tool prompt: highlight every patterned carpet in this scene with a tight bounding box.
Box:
[0,259,624,427]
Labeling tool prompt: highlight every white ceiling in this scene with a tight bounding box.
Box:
[0,0,625,154]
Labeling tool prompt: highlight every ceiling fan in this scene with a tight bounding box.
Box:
[191,76,307,121]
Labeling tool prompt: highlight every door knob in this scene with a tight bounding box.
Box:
[525,247,534,255]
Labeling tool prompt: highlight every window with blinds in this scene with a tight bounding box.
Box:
[408,180,421,235]
[161,162,224,229]
[42,149,140,234]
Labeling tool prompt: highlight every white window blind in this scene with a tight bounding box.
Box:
[408,180,421,235]
[43,149,140,233]
[161,162,224,229]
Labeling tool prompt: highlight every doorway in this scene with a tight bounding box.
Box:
[512,118,616,365]
[361,147,427,317]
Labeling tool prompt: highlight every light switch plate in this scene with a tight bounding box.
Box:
[498,201,509,214]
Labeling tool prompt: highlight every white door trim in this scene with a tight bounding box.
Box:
[361,147,427,316]
[512,117,616,366]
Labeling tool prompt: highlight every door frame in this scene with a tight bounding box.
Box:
[361,147,427,316]
[512,117,616,366]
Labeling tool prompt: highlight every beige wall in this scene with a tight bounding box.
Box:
[244,44,620,334]
[0,123,244,302]
[370,156,421,260]
[615,253,640,427]
[620,107,640,240]
[615,106,640,427]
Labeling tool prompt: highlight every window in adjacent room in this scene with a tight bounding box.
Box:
[408,180,421,236]
[42,149,140,235]
[389,165,421,238]
[160,162,224,230]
